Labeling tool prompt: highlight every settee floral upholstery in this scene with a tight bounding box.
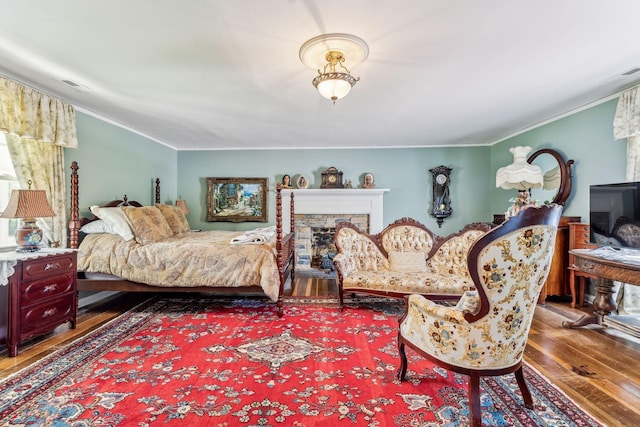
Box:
[333,218,492,309]
[397,204,563,427]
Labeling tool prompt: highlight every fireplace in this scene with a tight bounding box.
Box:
[294,213,368,270]
[281,188,389,272]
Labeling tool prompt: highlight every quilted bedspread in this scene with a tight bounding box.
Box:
[77,230,282,301]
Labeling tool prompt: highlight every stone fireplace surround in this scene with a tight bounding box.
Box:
[281,188,389,271]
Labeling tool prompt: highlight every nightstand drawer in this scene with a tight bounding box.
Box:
[22,255,75,280]
[21,296,75,333]
[21,273,75,304]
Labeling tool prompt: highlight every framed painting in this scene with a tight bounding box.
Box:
[206,177,268,222]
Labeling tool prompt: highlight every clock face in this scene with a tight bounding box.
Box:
[436,174,447,185]
[328,175,337,183]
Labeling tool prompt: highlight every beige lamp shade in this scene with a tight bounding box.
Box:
[175,199,190,214]
[0,189,56,219]
[1,188,55,252]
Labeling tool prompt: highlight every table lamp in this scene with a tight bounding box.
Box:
[175,198,190,214]
[496,146,544,218]
[0,181,56,252]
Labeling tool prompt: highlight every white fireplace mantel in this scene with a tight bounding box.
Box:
[279,188,389,234]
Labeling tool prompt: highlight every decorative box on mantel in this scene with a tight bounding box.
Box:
[280,188,389,234]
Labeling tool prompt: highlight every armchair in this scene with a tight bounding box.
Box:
[397,204,563,427]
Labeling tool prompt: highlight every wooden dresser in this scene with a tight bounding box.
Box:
[0,250,77,357]
[536,216,581,303]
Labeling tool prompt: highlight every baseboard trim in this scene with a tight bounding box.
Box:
[78,291,120,308]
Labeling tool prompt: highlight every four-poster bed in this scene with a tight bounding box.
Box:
[67,161,295,316]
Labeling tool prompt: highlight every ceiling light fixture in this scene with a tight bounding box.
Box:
[299,33,369,104]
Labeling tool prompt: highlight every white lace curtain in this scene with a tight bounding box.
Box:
[612,85,640,314]
[614,85,640,181]
[0,76,78,247]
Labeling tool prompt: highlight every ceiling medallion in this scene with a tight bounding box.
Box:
[299,33,369,104]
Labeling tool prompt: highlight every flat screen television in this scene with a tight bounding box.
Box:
[590,182,640,250]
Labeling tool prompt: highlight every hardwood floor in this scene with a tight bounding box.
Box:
[2,278,640,426]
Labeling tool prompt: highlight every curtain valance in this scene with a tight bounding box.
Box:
[614,85,640,140]
[0,76,78,148]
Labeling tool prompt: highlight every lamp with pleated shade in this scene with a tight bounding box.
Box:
[175,198,190,214]
[0,182,56,252]
[496,146,544,219]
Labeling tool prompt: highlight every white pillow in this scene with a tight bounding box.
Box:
[388,251,427,273]
[89,206,135,241]
[79,219,114,234]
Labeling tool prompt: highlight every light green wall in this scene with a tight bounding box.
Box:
[64,99,628,235]
[490,100,626,221]
[177,147,492,235]
[64,112,177,219]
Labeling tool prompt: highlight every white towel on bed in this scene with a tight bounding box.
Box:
[230,226,276,245]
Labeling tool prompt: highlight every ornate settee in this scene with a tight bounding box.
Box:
[333,217,492,309]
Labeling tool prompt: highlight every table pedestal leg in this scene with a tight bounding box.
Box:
[562,278,616,328]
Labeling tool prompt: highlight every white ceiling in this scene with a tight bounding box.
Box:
[2,1,640,151]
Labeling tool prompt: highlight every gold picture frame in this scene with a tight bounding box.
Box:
[206,177,268,222]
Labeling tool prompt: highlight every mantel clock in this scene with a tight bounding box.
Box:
[320,167,344,189]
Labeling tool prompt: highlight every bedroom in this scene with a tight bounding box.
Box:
[1,1,640,425]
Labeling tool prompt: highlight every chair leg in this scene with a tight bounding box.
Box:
[397,339,407,381]
[468,372,482,427]
[514,366,534,409]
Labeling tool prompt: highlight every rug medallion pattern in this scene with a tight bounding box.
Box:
[0,297,601,426]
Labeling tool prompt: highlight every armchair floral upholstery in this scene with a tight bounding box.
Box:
[397,204,563,427]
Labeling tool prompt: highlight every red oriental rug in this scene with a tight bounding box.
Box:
[0,297,601,426]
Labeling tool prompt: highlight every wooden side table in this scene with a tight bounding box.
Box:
[536,216,581,304]
[0,250,77,357]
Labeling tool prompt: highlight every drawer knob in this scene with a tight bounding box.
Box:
[43,284,59,293]
[42,308,58,318]
[44,262,61,271]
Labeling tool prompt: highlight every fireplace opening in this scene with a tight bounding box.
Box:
[294,214,368,274]
[311,227,337,270]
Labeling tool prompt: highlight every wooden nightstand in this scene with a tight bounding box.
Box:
[0,250,77,357]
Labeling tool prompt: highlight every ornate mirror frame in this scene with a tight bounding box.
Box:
[527,148,574,206]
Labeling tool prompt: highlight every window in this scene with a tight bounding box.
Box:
[0,132,18,247]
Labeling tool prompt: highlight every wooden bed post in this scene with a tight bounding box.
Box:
[275,183,284,315]
[275,183,283,249]
[290,189,295,234]
[69,161,80,249]
[155,178,161,204]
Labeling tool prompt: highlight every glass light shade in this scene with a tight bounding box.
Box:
[316,76,353,102]
[496,146,544,190]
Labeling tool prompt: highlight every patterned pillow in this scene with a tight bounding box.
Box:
[121,206,173,245]
[156,204,190,234]
[455,290,479,313]
[388,251,427,273]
